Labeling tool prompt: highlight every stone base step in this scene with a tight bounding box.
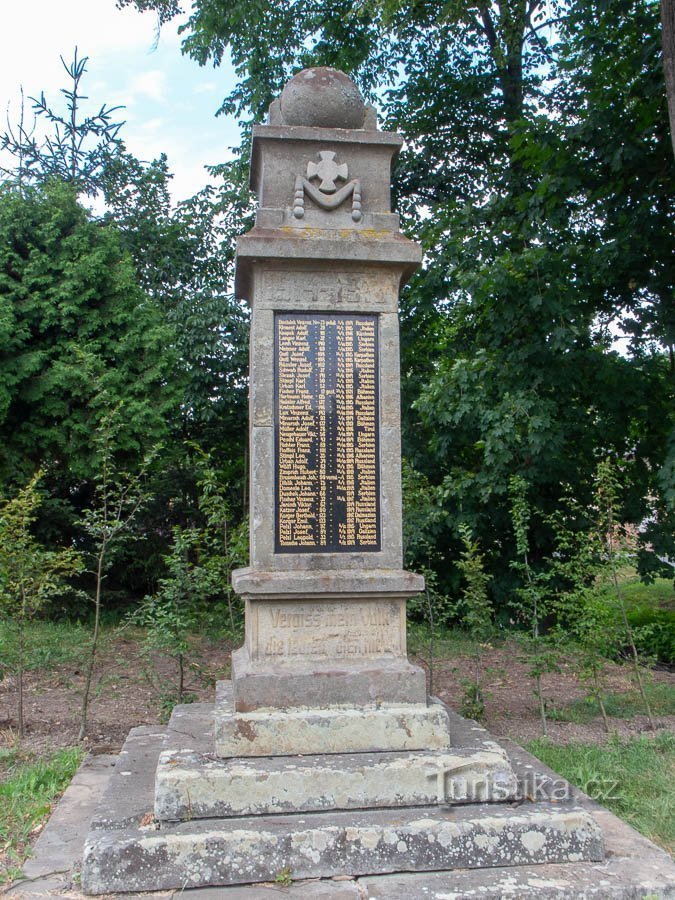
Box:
[214,681,452,757]
[82,800,604,894]
[231,645,428,711]
[155,744,518,821]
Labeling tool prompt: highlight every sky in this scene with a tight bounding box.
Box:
[0,0,240,202]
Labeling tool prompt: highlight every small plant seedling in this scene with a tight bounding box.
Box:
[274,867,293,887]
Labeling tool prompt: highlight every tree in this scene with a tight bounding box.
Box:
[509,475,559,736]
[1,50,250,601]
[117,0,674,605]
[130,527,203,711]
[79,406,157,741]
[1,49,124,196]
[0,180,178,549]
[99,151,249,457]
[662,0,675,155]
[455,523,493,719]
[97,149,250,577]
[0,472,82,737]
[556,1,675,583]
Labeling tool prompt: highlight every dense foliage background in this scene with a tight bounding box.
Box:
[0,0,672,623]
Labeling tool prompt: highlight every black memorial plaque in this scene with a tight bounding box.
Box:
[274,312,380,553]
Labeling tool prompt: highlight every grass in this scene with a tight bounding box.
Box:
[549,681,675,724]
[528,731,675,854]
[0,745,84,884]
[0,620,92,673]
[619,575,674,609]
[407,623,497,658]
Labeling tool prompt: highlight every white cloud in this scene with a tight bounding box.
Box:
[127,70,167,104]
[194,82,218,95]
[1,1,158,102]
[0,0,241,200]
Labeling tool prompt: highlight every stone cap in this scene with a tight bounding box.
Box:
[232,567,425,599]
[235,227,422,301]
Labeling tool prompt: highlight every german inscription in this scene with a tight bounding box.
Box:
[253,600,404,660]
[275,312,380,552]
[259,267,400,313]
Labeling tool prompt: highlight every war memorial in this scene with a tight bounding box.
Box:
[76,69,675,897]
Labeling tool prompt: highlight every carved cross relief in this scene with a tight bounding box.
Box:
[293,151,362,222]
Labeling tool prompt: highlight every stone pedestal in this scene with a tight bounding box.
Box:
[81,702,606,893]
[230,568,428,715]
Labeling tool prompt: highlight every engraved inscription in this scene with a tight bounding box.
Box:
[275,313,380,553]
[255,600,404,660]
[258,267,399,312]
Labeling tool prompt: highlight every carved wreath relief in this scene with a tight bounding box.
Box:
[293,151,362,222]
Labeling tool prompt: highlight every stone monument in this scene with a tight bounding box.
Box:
[219,66,448,756]
[81,68,607,893]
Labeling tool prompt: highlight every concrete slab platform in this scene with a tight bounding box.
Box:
[82,802,603,894]
[78,712,603,894]
[13,752,117,897]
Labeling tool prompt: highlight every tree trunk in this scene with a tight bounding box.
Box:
[536,673,547,736]
[614,574,656,730]
[425,588,435,695]
[79,544,106,741]
[178,653,184,703]
[18,594,26,738]
[662,0,675,157]
[593,666,610,733]
[18,662,24,739]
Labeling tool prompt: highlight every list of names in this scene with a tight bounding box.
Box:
[275,313,380,552]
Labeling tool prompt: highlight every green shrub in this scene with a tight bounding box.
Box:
[625,606,675,666]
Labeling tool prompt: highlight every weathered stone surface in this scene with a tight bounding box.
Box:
[242,596,407,660]
[155,743,517,821]
[13,703,675,900]
[14,711,670,899]
[246,128,402,225]
[236,230,422,301]
[232,70,430,724]
[279,68,368,130]
[231,648,427,711]
[214,681,451,758]
[19,753,117,886]
[163,699,510,757]
[252,264,402,314]
[232,568,424,596]
[361,858,675,899]
[81,802,604,894]
[90,726,165,831]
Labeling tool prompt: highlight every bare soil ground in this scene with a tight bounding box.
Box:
[425,647,674,744]
[0,630,672,755]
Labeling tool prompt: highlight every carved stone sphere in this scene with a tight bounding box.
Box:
[280,68,367,129]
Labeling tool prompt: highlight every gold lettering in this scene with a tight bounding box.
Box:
[275,314,380,551]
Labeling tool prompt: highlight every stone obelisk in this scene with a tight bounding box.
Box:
[219,67,451,755]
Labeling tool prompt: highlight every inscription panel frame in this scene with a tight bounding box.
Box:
[248,598,406,662]
[274,311,381,554]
